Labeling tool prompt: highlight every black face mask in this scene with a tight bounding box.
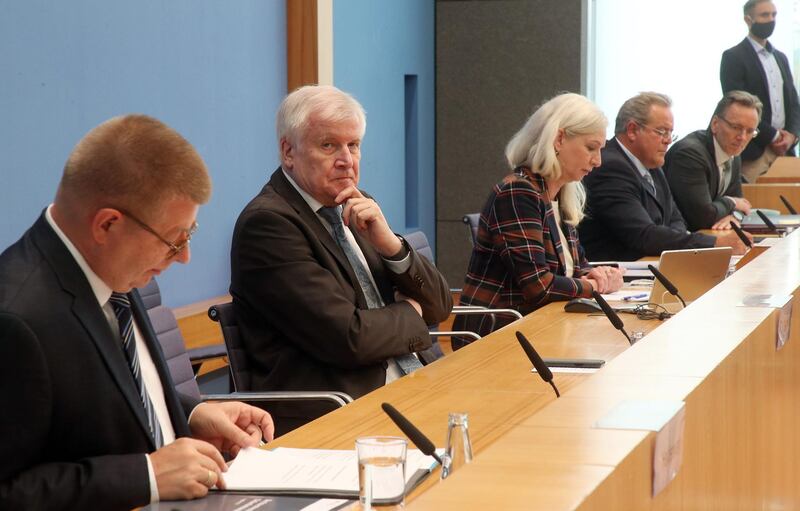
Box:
[750,20,775,39]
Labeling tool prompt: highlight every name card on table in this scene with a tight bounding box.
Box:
[594,400,686,497]
[737,294,794,350]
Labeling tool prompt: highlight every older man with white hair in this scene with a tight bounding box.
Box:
[230,85,452,434]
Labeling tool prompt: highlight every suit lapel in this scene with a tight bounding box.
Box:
[611,139,665,215]
[270,169,370,308]
[703,131,722,198]
[31,215,155,447]
[741,38,771,105]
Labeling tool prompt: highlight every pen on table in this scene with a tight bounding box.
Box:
[622,293,649,301]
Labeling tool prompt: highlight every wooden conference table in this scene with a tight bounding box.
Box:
[268,233,800,510]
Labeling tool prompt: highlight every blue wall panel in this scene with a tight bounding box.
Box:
[0,0,286,307]
[332,0,436,250]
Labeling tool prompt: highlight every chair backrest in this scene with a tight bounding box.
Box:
[462,213,480,246]
[138,279,201,400]
[208,302,251,392]
[403,230,434,263]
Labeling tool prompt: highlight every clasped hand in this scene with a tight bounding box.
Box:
[336,186,402,257]
[581,265,625,294]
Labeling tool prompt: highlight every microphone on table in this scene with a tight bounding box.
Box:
[730,221,753,249]
[756,210,779,234]
[381,403,444,466]
[515,331,559,398]
[590,291,634,345]
[647,264,687,308]
[780,195,797,215]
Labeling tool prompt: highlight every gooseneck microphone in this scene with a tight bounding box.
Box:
[590,291,634,345]
[730,221,753,249]
[780,195,798,215]
[756,210,779,234]
[381,403,443,465]
[647,264,687,308]
[515,331,560,397]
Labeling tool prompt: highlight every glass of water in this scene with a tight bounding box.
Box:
[356,436,407,509]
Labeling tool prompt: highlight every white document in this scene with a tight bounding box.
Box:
[223,447,439,496]
[601,290,649,302]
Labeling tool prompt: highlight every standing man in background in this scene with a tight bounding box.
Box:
[721,0,800,182]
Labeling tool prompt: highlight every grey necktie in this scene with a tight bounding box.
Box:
[642,171,656,195]
[109,292,164,448]
[719,160,732,195]
[318,206,422,374]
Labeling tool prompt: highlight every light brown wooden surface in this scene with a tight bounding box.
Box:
[756,156,800,183]
[255,231,800,510]
[743,183,800,213]
[411,232,800,510]
[286,0,318,93]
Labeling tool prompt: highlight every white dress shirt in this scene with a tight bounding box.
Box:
[748,36,785,133]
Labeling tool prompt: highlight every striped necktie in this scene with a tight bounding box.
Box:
[109,292,164,448]
[318,206,423,374]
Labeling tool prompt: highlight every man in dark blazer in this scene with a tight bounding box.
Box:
[230,85,452,434]
[665,91,762,231]
[720,0,800,182]
[0,115,274,510]
[579,92,750,261]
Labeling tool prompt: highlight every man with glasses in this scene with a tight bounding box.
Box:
[579,92,750,261]
[721,0,800,182]
[0,115,275,510]
[665,91,762,231]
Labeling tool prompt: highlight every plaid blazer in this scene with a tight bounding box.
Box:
[453,168,592,348]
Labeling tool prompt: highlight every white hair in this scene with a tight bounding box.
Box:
[276,85,366,148]
[505,93,607,225]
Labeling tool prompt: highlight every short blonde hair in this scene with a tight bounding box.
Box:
[505,93,607,225]
[58,115,211,217]
[276,85,366,147]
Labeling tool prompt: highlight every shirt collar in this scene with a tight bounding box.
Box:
[712,136,733,168]
[282,168,325,213]
[747,35,772,53]
[616,137,652,177]
[45,204,113,307]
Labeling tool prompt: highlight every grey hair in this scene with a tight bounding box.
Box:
[743,0,772,16]
[276,85,366,148]
[614,92,672,135]
[713,90,763,121]
[505,92,607,225]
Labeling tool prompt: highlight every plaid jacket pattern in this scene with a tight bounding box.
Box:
[453,168,592,348]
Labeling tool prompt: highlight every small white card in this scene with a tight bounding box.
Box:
[737,294,793,308]
[777,299,794,350]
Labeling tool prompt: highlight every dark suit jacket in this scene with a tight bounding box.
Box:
[579,138,716,261]
[453,169,592,348]
[0,213,195,511]
[664,129,743,231]
[721,37,800,161]
[229,169,452,427]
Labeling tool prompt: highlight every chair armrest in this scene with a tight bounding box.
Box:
[430,330,481,341]
[201,391,354,408]
[449,308,523,320]
[187,344,227,363]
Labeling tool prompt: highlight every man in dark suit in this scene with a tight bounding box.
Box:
[665,91,762,231]
[720,0,800,182]
[579,92,750,261]
[0,115,274,511]
[230,85,452,433]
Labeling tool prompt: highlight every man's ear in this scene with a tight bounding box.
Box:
[280,138,294,169]
[624,120,639,143]
[91,208,123,245]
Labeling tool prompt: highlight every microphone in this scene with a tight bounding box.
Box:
[647,264,687,308]
[780,195,797,215]
[381,403,443,466]
[756,210,779,234]
[590,291,634,345]
[515,331,559,397]
[730,221,752,249]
